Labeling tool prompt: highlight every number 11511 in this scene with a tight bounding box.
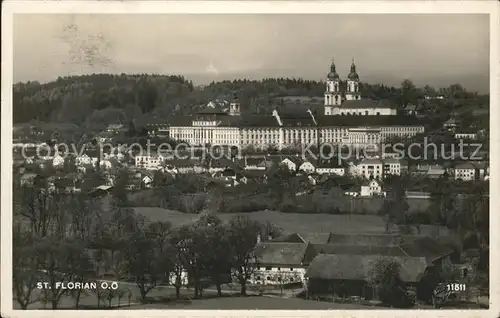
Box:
[447,283,466,292]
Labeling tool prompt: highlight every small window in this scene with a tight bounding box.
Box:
[265,266,271,270]
[257,276,261,280]
[267,276,271,280]
[277,267,281,271]
[290,268,294,271]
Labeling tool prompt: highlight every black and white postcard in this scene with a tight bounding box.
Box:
[1,1,498,317]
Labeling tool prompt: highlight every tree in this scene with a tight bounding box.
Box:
[122,228,165,302]
[62,239,94,308]
[197,215,233,297]
[12,227,42,309]
[368,258,409,308]
[228,216,262,296]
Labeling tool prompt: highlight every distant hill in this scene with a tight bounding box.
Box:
[13,73,488,129]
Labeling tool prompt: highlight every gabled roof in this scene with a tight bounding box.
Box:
[254,242,311,266]
[306,254,428,283]
[281,156,304,165]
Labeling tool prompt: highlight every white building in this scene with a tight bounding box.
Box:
[75,154,98,167]
[52,154,65,167]
[360,179,386,197]
[135,155,165,170]
[383,158,406,176]
[250,241,311,286]
[355,158,384,180]
[298,161,316,174]
[281,156,303,172]
[167,60,424,150]
[315,159,345,176]
[453,162,487,181]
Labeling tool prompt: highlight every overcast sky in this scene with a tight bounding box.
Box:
[13,14,490,91]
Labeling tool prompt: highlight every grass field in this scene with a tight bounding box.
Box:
[134,208,454,241]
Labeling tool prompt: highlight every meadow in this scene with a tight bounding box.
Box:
[134,208,454,242]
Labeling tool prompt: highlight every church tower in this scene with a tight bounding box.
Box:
[345,58,361,101]
[324,58,342,115]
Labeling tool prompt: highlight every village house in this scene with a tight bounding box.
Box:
[383,158,407,177]
[298,160,316,174]
[208,157,238,174]
[452,162,487,181]
[52,154,65,168]
[359,179,385,197]
[303,233,453,301]
[239,157,268,171]
[315,159,346,176]
[443,118,460,132]
[409,163,447,179]
[75,154,99,167]
[454,129,478,140]
[305,254,428,300]
[134,154,166,170]
[403,104,419,116]
[164,159,202,174]
[250,240,316,286]
[280,156,304,172]
[354,158,384,180]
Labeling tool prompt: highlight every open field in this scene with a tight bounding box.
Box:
[134,208,455,241]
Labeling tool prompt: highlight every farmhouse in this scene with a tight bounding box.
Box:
[251,241,316,285]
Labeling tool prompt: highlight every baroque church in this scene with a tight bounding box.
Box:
[324,59,397,116]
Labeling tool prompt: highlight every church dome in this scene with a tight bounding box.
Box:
[327,59,339,80]
[348,59,359,81]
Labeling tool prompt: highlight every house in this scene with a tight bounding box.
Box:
[208,157,238,173]
[403,104,419,116]
[135,155,165,170]
[304,233,453,300]
[355,159,383,180]
[360,179,385,197]
[305,254,428,300]
[242,170,268,183]
[383,158,407,177]
[453,162,487,181]
[206,99,229,109]
[298,161,316,174]
[240,157,268,170]
[52,154,65,168]
[164,159,201,174]
[316,159,346,176]
[250,241,316,286]
[344,185,361,197]
[75,154,99,167]
[141,174,154,188]
[454,130,478,140]
[409,164,446,179]
[443,118,460,131]
[280,156,303,172]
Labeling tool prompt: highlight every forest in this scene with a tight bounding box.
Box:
[13,74,489,133]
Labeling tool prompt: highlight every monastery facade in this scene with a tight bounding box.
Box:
[168,59,424,150]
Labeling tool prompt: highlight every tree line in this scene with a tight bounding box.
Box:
[14,74,487,128]
[13,178,283,309]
